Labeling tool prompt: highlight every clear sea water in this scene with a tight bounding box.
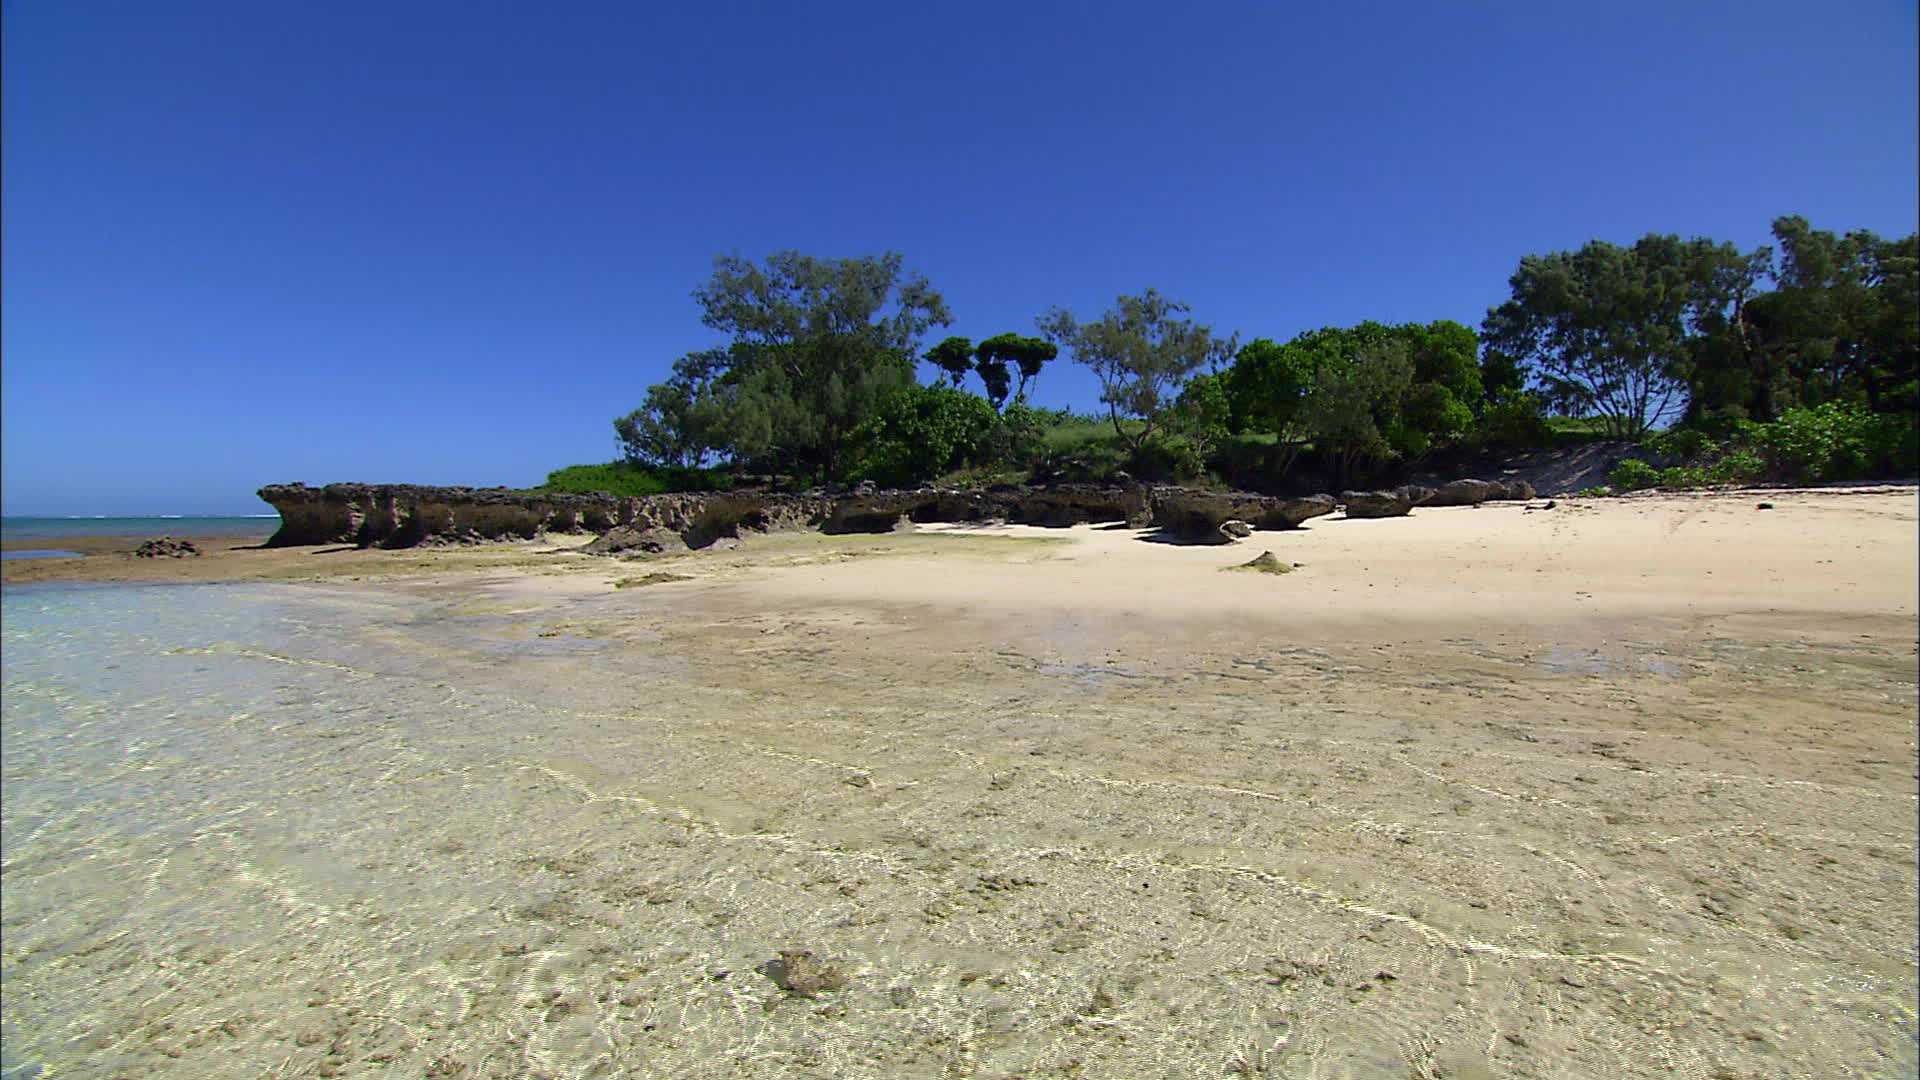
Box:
[0,578,656,1077]
[1,516,280,542]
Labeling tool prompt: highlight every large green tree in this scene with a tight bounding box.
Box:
[1037,289,1236,452]
[614,348,726,467]
[1741,217,1918,417]
[1223,320,1481,478]
[1481,235,1766,437]
[644,251,952,479]
[1301,341,1415,487]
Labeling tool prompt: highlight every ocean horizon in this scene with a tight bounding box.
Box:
[1,515,282,541]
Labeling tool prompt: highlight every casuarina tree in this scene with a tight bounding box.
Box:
[1037,289,1236,452]
[674,251,952,478]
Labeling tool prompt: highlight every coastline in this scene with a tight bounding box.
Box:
[6,486,1914,628]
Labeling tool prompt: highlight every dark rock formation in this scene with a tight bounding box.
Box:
[1418,479,1501,508]
[1148,489,1336,542]
[582,526,686,556]
[257,484,627,547]
[1342,491,1414,519]
[133,537,200,558]
[1492,479,1536,501]
[260,472,1527,554]
[255,482,1151,551]
[1219,519,1253,540]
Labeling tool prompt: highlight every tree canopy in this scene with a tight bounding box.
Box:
[1037,290,1236,451]
[975,333,1058,406]
[675,251,952,478]
[925,336,975,389]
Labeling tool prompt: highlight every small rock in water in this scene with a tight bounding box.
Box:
[761,949,847,998]
[1757,502,1774,510]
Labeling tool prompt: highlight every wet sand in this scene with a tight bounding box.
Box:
[2,487,1915,1078]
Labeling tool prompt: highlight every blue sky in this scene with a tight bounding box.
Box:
[4,1,1915,515]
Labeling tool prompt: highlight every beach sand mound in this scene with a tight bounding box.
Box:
[1226,550,1294,574]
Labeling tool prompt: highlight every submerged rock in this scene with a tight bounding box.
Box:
[761,950,847,998]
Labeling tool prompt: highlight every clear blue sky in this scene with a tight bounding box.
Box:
[4,1,1915,514]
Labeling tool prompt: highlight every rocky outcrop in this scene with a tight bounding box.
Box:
[1341,490,1414,519]
[134,537,200,558]
[582,526,686,555]
[256,482,1152,550]
[1412,479,1494,507]
[258,473,1521,553]
[1407,478,1537,509]
[258,484,630,547]
[1495,479,1537,501]
[1148,489,1336,542]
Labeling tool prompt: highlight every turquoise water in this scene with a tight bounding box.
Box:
[1,516,279,541]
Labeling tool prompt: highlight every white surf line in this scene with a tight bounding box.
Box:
[1399,761,1609,821]
[1465,744,1914,800]
[1041,766,1294,806]
[509,762,912,874]
[167,644,372,676]
[1179,860,1673,976]
[746,743,874,779]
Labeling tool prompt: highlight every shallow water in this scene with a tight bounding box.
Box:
[3,578,1914,1079]
[0,551,83,561]
[0,581,656,1076]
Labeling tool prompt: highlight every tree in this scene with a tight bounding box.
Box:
[975,333,1058,404]
[973,352,1013,410]
[1743,217,1918,416]
[1169,371,1232,458]
[849,384,1000,487]
[1224,322,1483,476]
[614,348,725,467]
[672,251,952,478]
[1037,289,1236,452]
[1300,342,1414,487]
[1481,235,1761,438]
[926,336,975,389]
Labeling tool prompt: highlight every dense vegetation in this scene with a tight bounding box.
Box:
[564,216,1914,497]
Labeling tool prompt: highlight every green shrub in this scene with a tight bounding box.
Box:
[1656,465,1708,489]
[1476,392,1553,449]
[848,385,1001,488]
[1607,458,1660,491]
[1127,436,1207,483]
[540,462,733,497]
[1645,426,1720,461]
[1706,447,1765,485]
[1741,402,1912,482]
